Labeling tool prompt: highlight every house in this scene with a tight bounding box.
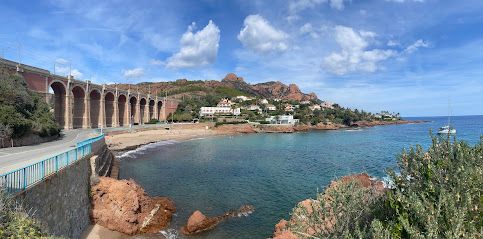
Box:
[300,100,311,105]
[265,115,299,125]
[247,105,261,111]
[321,101,334,109]
[259,99,269,105]
[309,105,321,111]
[217,98,233,107]
[200,107,241,117]
[284,104,295,112]
[273,98,281,102]
[235,95,251,102]
[266,104,277,111]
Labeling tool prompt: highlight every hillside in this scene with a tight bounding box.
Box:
[115,73,318,101]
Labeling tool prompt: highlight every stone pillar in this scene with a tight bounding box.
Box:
[84,81,91,129]
[153,97,159,121]
[135,93,141,125]
[127,91,132,127]
[100,86,106,128]
[65,78,73,129]
[144,101,150,123]
[112,87,119,128]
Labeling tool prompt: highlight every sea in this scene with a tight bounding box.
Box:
[119,115,483,239]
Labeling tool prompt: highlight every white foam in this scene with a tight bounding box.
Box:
[160,228,179,239]
[118,140,178,159]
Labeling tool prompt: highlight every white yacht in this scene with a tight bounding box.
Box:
[438,125,456,134]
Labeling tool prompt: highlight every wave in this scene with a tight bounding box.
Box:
[160,228,179,239]
[118,140,178,159]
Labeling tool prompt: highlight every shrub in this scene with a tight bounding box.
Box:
[0,189,56,238]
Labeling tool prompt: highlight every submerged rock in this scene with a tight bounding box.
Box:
[181,205,255,235]
[91,177,176,235]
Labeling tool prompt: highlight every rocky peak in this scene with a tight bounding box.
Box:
[222,73,245,82]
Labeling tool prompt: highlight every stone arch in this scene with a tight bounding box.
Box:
[149,99,155,121]
[139,98,147,124]
[129,96,137,124]
[118,94,127,126]
[105,92,115,127]
[89,90,101,128]
[71,86,86,129]
[157,101,163,121]
[49,81,66,127]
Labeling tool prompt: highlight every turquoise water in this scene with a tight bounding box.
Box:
[119,115,482,239]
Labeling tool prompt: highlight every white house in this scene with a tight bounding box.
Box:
[235,95,251,102]
[300,100,311,105]
[247,105,261,111]
[309,105,321,111]
[200,107,241,117]
[259,99,269,105]
[217,98,233,107]
[266,104,277,111]
[265,115,299,125]
[284,104,295,112]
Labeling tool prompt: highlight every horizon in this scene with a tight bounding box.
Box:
[1,0,482,116]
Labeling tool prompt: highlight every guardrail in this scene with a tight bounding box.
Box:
[0,134,105,193]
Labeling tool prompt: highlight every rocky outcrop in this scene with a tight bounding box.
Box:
[251,81,317,101]
[352,120,427,127]
[222,73,245,82]
[272,174,385,239]
[91,177,175,235]
[181,205,255,235]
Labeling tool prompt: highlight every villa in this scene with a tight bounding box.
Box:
[300,100,311,105]
[247,105,261,111]
[309,105,322,111]
[235,95,252,102]
[199,107,241,117]
[321,101,335,109]
[284,104,295,112]
[266,104,277,111]
[259,99,269,105]
[217,98,233,107]
[265,115,299,125]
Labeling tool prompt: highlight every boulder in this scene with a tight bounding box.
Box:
[91,177,175,235]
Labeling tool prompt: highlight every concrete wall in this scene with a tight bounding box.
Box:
[14,139,109,238]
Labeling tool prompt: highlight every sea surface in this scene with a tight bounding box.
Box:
[119,115,482,239]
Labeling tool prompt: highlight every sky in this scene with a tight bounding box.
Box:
[0,0,482,117]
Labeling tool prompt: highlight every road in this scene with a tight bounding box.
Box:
[0,129,98,174]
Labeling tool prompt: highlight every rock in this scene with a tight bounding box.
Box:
[222,73,245,82]
[91,177,175,235]
[180,211,220,235]
[181,205,255,235]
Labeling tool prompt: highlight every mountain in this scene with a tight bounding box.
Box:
[114,73,318,102]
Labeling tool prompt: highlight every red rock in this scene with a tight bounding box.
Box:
[90,177,175,235]
[273,230,298,239]
[181,210,219,235]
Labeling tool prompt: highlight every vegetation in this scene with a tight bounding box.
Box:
[287,135,483,238]
[0,189,55,238]
[0,67,60,141]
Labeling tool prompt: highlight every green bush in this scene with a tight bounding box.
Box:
[287,135,482,238]
[0,189,56,238]
[0,68,60,139]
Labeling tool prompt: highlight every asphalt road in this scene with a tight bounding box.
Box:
[0,129,98,174]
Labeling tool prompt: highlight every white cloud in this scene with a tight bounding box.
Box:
[122,67,144,78]
[238,15,289,54]
[289,0,327,13]
[165,20,220,68]
[330,0,345,10]
[150,59,164,66]
[300,23,319,38]
[55,65,83,79]
[55,58,69,64]
[387,40,400,47]
[323,26,396,75]
[404,39,430,54]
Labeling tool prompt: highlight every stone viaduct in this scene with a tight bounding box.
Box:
[1,58,179,129]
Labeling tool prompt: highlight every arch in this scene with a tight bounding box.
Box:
[149,99,155,121]
[157,101,163,121]
[129,96,138,124]
[49,81,66,128]
[105,92,115,127]
[118,94,127,126]
[139,98,147,124]
[72,86,85,129]
[89,90,101,128]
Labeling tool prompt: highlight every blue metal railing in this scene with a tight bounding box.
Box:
[0,134,105,193]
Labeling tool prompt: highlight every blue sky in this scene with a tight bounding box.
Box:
[0,0,482,116]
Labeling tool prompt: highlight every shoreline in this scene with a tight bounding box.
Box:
[106,120,428,155]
